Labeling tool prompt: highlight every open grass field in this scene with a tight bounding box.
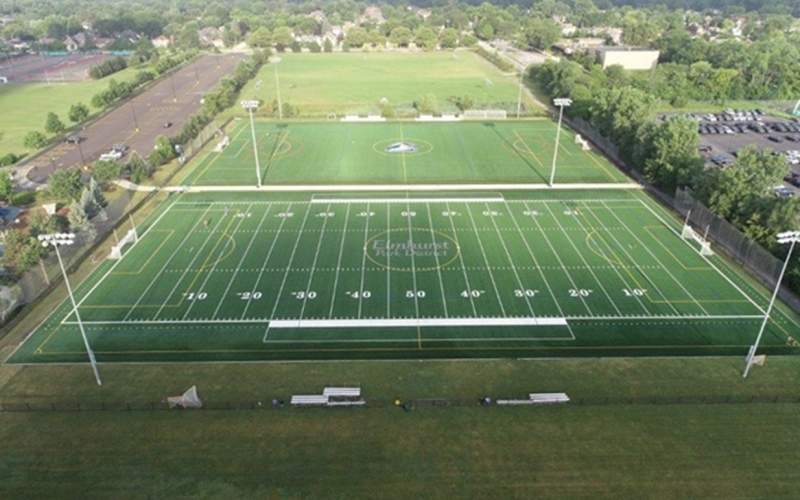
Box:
[10,189,799,364]
[181,120,628,185]
[0,67,140,157]
[238,51,537,117]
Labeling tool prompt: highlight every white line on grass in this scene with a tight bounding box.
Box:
[357,202,371,319]
[182,203,254,320]
[241,203,293,319]
[211,203,272,319]
[263,203,313,341]
[522,200,594,316]
[327,203,351,319]
[464,203,507,317]
[298,203,332,320]
[425,202,449,319]
[579,203,680,316]
[445,201,478,316]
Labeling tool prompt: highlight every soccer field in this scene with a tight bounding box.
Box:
[238,51,535,117]
[181,120,629,186]
[11,189,799,364]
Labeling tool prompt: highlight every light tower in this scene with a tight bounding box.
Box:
[241,100,262,188]
[549,98,572,187]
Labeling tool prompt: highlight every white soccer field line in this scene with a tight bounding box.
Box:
[62,197,766,334]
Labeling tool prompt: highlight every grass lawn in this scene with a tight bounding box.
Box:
[11,189,798,364]
[238,51,538,117]
[0,67,140,157]
[181,120,627,186]
[1,357,799,498]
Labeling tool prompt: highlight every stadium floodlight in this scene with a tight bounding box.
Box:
[549,98,573,186]
[270,56,283,120]
[743,230,800,378]
[241,100,262,188]
[39,233,102,386]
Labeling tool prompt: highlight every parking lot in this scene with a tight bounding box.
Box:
[683,109,800,194]
[18,53,244,185]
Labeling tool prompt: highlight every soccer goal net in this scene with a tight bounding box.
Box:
[109,228,138,260]
[463,109,508,120]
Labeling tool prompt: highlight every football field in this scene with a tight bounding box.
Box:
[180,120,629,186]
[11,189,799,364]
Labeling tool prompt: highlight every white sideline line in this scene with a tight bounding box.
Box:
[268,318,568,328]
[61,314,762,326]
[310,197,505,204]
[165,183,643,193]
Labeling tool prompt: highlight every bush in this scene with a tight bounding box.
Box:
[92,160,122,187]
[474,46,514,72]
[89,56,128,79]
[23,131,47,150]
[0,153,20,167]
[10,190,36,206]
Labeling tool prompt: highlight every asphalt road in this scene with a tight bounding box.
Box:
[23,53,245,184]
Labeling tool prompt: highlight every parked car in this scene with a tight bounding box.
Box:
[768,135,784,143]
[65,134,83,144]
[163,121,173,128]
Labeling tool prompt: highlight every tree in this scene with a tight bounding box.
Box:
[414,27,437,50]
[523,17,561,50]
[48,168,83,202]
[68,103,90,124]
[1,229,44,276]
[273,26,293,52]
[68,200,91,233]
[439,28,459,49]
[308,41,321,53]
[0,170,13,201]
[23,131,47,150]
[290,40,302,53]
[476,19,495,40]
[638,116,704,191]
[346,27,368,48]
[44,112,65,135]
[28,209,60,238]
[149,135,176,166]
[92,160,121,187]
[247,27,272,48]
[389,27,412,47]
[414,94,438,114]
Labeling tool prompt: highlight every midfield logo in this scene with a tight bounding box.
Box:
[370,239,450,258]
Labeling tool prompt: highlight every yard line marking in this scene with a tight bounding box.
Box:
[263,203,313,341]
[405,201,423,330]
[357,203,371,319]
[327,203,351,318]
[542,203,622,316]
[635,197,766,315]
[182,203,253,320]
[268,317,568,328]
[504,201,574,337]
[572,205,652,315]
[386,204,391,318]
[425,202,449,319]
[464,203,507,317]
[123,205,217,321]
[310,197,506,204]
[601,200,709,316]
[299,203,332,320]
[261,129,290,180]
[211,203,272,319]
[241,203,293,319]
[580,203,680,316]
[445,201,478,316]
[483,202,537,318]
[522,201,594,316]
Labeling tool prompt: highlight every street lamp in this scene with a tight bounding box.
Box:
[549,98,572,187]
[39,233,102,386]
[270,56,282,120]
[130,103,139,132]
[516,65,529,119]
[241,100,262,188]
[743,230,800,378]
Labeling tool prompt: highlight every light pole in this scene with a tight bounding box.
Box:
[169,74,177,102]
[241,100,262,188]
[270,56,282,120]
[549,98,572,187]
[39,233,102,386]
[516,65,529,119]
[743,230,800,378]
[130,103,139,132]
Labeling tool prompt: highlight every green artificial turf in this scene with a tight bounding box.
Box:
[180,120,628,186]
[10,189,798,364]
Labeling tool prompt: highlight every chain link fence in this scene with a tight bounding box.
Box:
[2,116,230,328]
